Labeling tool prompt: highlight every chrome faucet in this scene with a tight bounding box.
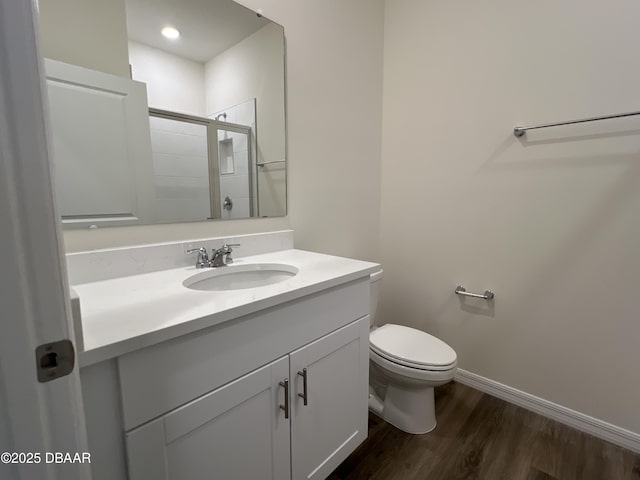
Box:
[186,247,211,268]
[210,243,240,267]
[187,244,240,268]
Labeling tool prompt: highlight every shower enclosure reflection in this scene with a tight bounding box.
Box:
[149,106,255,223]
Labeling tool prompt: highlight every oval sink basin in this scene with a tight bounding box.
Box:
[183,263,299,292]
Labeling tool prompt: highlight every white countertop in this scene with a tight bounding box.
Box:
[74,249,379,366]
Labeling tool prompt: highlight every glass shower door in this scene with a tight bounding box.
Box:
[148,114,211,223]
[212,124,253,219]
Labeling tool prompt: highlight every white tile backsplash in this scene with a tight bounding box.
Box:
[66,230,295,284]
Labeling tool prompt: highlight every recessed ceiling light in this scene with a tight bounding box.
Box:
[161,27,180,39]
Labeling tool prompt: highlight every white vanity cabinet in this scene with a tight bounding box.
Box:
[124,317,369,480]
[109,278,370,480]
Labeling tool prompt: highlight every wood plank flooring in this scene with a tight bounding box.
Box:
[329,382,640,480]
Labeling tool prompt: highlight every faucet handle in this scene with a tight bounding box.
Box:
[186,247,210,268]
[221,243,240,264]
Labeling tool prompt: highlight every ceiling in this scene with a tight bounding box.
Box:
[125,0,272,63]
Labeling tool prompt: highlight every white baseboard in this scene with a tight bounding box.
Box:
[455,369,640,454]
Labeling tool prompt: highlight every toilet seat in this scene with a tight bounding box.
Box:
[370,349,456,384]
[370,324,457,371]
[370,347,457,371]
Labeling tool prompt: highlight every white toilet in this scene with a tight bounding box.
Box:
[368,269,457,434]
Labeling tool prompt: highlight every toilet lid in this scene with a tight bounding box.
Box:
[370,324,457,370]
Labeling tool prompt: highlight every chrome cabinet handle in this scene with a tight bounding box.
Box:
[297,368,308,406]
[279,379,289,419]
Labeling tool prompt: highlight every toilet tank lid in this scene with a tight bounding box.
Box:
[370,324,456,367]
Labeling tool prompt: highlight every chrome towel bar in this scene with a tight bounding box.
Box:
[513,110,640,138]
[455,285,494,300]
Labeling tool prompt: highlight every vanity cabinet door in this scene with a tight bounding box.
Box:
[125,356,290,480]
[289,316,370,480]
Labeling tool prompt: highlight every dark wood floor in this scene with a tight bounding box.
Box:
[329,382,640,480]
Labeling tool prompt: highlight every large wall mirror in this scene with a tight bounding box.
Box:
[38,0,286,228]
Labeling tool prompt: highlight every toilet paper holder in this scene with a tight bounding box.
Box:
[455,285,495,300]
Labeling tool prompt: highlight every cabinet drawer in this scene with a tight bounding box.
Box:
[118,278,369,430]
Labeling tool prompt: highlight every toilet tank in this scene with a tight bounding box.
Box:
[369,269,383,327]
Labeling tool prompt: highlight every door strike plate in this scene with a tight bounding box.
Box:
[35,339,75,383]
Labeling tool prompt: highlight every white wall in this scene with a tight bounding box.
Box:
[63,0,384,260]
[235,0,384,260]
[38,0,130,78]
[381,0,640,434]
[128,41,206,117]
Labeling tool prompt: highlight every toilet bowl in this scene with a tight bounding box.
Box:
[368,270,457,434]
